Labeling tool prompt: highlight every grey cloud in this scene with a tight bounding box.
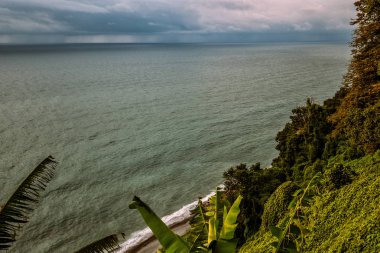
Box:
[0,0,355,43]
[189,0,355,33]
[1,0,108,13]
[53,11,199,34]
[0,7,68,34]
[199,1,254,11]
[0,1,201,35]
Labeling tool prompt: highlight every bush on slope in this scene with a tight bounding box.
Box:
[239,152,380,253]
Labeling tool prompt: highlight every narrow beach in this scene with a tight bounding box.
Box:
[123,219,191,253]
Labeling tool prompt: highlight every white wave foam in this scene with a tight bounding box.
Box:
[116,186,223,253]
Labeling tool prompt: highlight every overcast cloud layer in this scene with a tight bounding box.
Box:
[0,0,355,43]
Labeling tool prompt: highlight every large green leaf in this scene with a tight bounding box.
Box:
[0,156,57,250]
[189,199,209,252]
[222,206,227,223]
[129,196,189,253]
[207,217,217,245]
[219,195,242,240]
[188,199,209,252]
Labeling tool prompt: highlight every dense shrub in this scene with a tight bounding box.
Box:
[272,98,332,179]
[337,144,365,161]
[303,159,326,180]
[223,163,286,242]
[329,83,380,154]
[260,181,298,231]
[343,101,380,153]
[324,164,356,189]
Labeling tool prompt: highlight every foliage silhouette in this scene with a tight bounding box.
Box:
[0,156,57,250]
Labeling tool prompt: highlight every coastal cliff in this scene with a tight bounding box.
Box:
[128,1,379,252]
[226,1,380,251]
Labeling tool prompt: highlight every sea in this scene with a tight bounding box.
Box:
[0,43,350,253]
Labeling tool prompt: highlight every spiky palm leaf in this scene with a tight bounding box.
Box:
[73,234,124,253]
[0,156,57,250]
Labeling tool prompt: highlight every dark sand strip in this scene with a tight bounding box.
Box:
[123,218,191,253]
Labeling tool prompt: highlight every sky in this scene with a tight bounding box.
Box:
[0,0,356,44]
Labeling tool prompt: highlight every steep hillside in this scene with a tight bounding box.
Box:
[240,152,380,253]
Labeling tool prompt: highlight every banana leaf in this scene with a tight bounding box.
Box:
[222,206,227,223]
[188,200,208,252]
[207,217,217,245]
[129,196,189,253]
[219,195,242,240]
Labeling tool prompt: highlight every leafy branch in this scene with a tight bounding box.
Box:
[270,172,322,253]
[0,156,57,251]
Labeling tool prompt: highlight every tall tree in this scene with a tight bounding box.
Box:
[344,0,380,88]
[328,0,380,153]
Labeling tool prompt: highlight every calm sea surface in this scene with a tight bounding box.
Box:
[0,43,349,252]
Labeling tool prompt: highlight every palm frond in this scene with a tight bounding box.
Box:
[73,234,123,253]
[0,156,57,250]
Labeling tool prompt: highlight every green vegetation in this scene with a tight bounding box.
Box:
[0,156,124,253]
[130,190,243,252]
[223,163,286,242]
[303,153,380,252]
[129,196,190,252]
[2,1,378,252]
[273,98,331,179]
[269,173,322,253]
[0,156,57,250]
[239,153,380,253]
[260,181,297,232]
[328,0,380,154]
[219,0,380,252]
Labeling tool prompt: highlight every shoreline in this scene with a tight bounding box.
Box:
[123,218,192,253]
[117,190,217,253]
[118,186,224,253]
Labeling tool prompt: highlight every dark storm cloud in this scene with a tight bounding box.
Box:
[0,0,355,43]
[52,11,199,35]
[0,1,200,35]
